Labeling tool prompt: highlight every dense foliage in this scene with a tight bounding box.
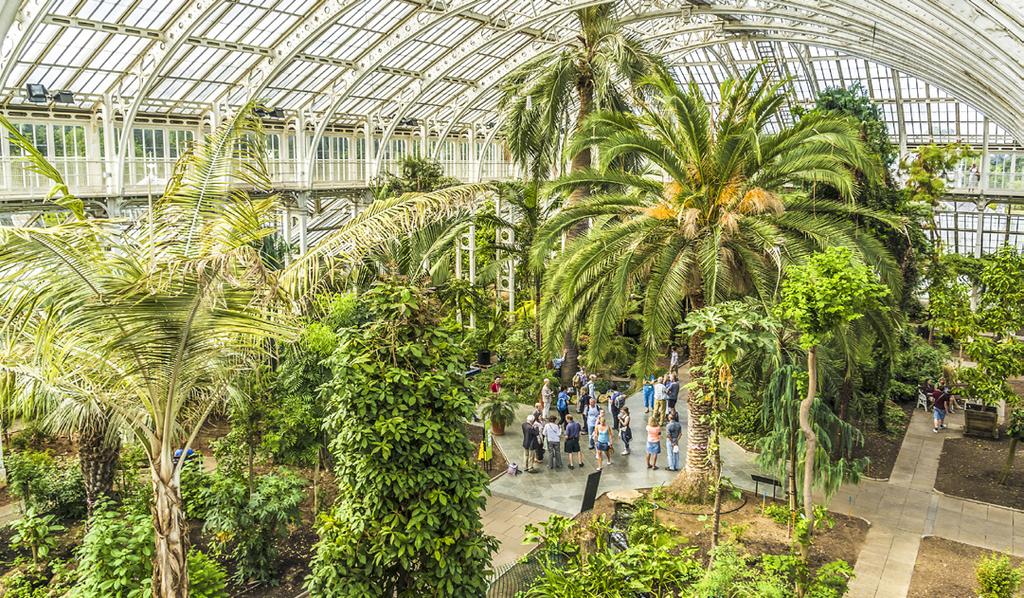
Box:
[306,283,497,596]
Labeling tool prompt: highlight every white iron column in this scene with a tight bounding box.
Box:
[100,95,119,196]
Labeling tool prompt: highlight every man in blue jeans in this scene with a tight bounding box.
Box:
[932,389,949,433]
[642,375,655,414]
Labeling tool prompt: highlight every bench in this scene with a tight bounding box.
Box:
[751,474,783,499]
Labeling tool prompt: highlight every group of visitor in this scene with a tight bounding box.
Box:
[518,356,686,474]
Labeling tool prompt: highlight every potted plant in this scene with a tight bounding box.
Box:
[479,392,517,436]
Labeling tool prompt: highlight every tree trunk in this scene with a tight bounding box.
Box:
[799,347,819,558]
[710,395,723,548]
[838,373,853,422]
[247,443,255,500]
[1001,437,1019,484]
[558,79,595,389]
[684,294,712,487]
[151,456,189,598]
[79,417,120,517]
[788,426,798,538]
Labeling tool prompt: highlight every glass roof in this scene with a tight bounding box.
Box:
[0,0,1021,148]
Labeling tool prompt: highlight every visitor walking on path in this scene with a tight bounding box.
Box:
[609,389,624,430]
[591,415,614,470]
[646,418,662,470]
[643,375,654,414]
[653,376,667,426]
[618,407,632,455]
[666,412,682,471]
[932,388,949,433]
[586,374,597,404]
[541,378,553,416]
[564,415,583,469]
[556,387,570,426]
[542,416,563,469]
[585,399,600,449]
[670,346,679,374]
[665,374,680,413]
[521,415,539,473]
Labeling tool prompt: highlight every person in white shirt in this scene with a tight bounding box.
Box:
[653,376,667,426]
[542,416,563,469]
[669,346,679,374]
[541,378,553,416]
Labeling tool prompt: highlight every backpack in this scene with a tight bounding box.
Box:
[557,393,568,412]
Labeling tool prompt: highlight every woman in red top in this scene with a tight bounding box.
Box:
[490,376,501,394]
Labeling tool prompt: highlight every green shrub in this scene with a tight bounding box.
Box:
[760,502,791,527]
[72,500,154,598]
[187,551,229,598]
[201,468,305,584]
[6,450,86,520]
[894,332,949,386]
[9,509,65,565]
[180,460,211,520]
[720,395,765,450]
[976,553,1024,598]
[73,499,233,597]
[0,568,50,598]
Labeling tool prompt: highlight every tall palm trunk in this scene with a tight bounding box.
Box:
[799,346,819,559]
[684,293,712,485]
[151,453,189,598]
[559,78,594,388]
[79,417,120,517]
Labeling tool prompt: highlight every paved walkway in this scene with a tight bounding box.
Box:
[483,368,1024,596]
[488,370,762,516]
[831,408,1024,597]
[482,494,558,571]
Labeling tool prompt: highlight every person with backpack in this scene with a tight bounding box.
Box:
[564,415,583,469]
[556,387,570,426]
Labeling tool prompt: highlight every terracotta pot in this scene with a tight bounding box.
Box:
[491,421,506,436]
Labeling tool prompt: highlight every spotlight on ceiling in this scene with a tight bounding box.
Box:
[25,83,48,103]
[254,106,285,119]
[52,90,75,104]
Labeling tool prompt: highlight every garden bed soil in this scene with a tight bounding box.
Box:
[935,435,1024,510]
[908,536,1023,597]
[588,490,868,569]
[852,401,914,479]
[231,526,318,598]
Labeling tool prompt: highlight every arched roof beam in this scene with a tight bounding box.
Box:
[0,0,58,93]
[391,0,1024,153]
[105,0,223,195]
[303,0,613,187]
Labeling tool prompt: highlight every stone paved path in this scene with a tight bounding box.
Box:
[482,494,558,571]
[832,408,1024,597]
[483,367,1024,596]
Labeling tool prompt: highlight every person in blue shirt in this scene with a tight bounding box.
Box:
[643,375,655,414]
[556,387,570,426]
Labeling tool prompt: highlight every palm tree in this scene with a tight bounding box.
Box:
[533,68,904,486]
[499,3,665,385]
[0,107,499,598]
[0,107,291,597]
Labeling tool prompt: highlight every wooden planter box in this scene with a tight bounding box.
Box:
[964,403,999,439]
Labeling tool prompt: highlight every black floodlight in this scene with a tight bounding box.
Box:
[25,83,48,103]
[52,90,75,104]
